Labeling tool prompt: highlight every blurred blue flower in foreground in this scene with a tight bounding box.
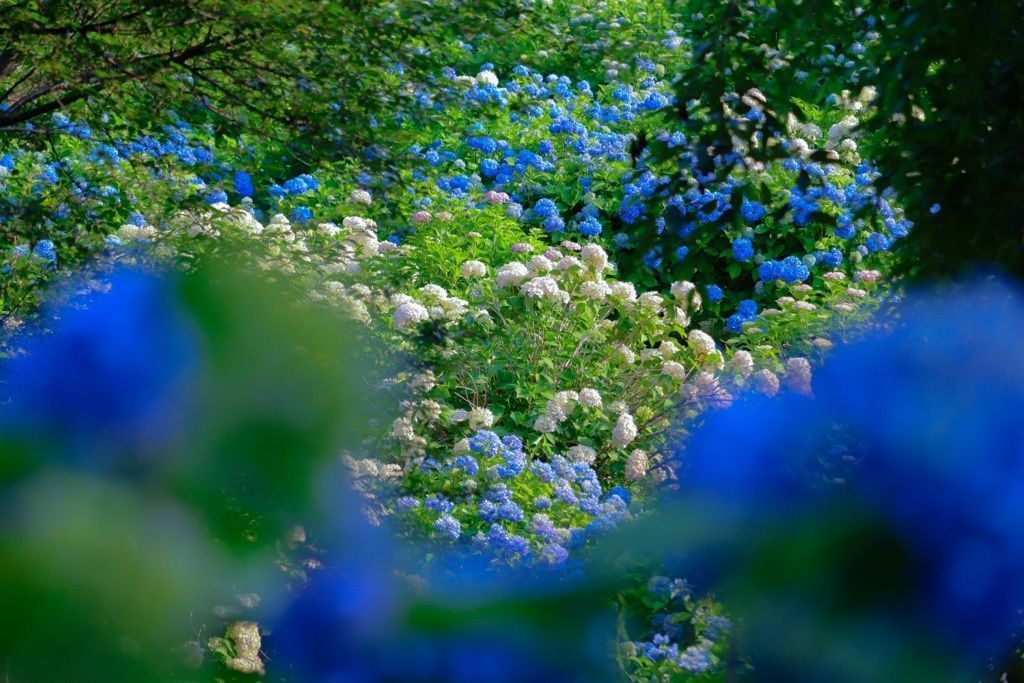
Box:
[1,269,201,471]
[673,279,1024,678]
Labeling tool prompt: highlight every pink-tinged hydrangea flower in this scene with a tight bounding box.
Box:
[785,357,813,396]
[411,210,432,224]
[495,262,529,287]
[752,368,780,397]
[484,190,510,204]
[731,350,755,377]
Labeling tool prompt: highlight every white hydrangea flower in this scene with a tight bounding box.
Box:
[534,413,559,433]
[521,276,561,299]
[343,216,367,231]
[440,297,469,319]
[661,361,687,381]
[546,390,579,421]
[495,262,529,287]
[118,224,160,241]
[419,284,448,301]
[476,70,499,86]
[658,340,679,359]
[625,449,649,481]
[609,281,637,302]
[580,280,611,301]
[452,438,471,455]
[687,329,717,357]
[731,350,754,377]
[612,412,638,448]
[580,244,609,273]
[567,445,597,465]
[319,222,342,237]
[694,371,732,408]
[322,281,346,298]
[613,343,636,365]
[834,302,856,313]
[393,302,429,331]
[469,407,495,430]
[390,416,417,442]
[419,400,442,422]
[578,388,603,408]
[671,307,691,328]
[789,137,812,157]
[845,287,868,299]
[823,271,846,281]
[670,281,702,311]
[527,255,554,275]
[555,255,582,271]
[410,371,436,393]
[460,260,487,278]
[638,291,664,312]
[350,189,372,205]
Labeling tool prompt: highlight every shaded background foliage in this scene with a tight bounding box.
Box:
[630,0,1024,282]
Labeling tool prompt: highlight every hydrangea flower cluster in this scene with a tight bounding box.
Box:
[391,430,632,568]
[621,576,732,679]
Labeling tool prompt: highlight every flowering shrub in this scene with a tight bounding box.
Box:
[384,429,633,568]
[0,1,923,680]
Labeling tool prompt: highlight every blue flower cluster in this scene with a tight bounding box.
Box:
[759,255,810,284]
[726,299,759,334]
[622,576,729,676]
[396,430,632,568]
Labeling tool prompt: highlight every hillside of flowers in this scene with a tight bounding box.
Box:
[2,1,1023,681]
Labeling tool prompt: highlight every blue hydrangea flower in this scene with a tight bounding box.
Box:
[543,216,565,233]
[479,158,499,177]
[32,240,57,263]
[204,189,228,204]
[468,430,502,457]
[233,171,254,198]
[578,215,602,237]
[732,237,754,262]
[434,514,461,541]
[533,198,558,218]
[741,199,767,222]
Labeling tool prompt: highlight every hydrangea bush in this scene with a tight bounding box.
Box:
[0,2,910,680]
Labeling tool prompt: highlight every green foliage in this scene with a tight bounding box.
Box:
[659,0,1024,279]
